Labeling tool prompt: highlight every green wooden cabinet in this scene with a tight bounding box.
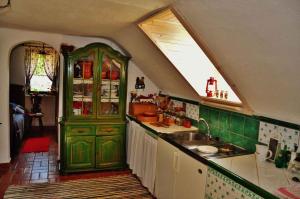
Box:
[61,43,130,173]
[96,135,124,168]
[66,136,95,170]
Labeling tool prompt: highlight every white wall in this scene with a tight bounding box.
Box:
[0,27,157,163]
[126,62,159,113]
[9,46,26,85]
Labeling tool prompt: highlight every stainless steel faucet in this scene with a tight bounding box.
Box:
[199,118,211,139]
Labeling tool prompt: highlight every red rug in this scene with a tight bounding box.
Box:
[21,137,50,153]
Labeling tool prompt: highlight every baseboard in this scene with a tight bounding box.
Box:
[0,162,10,169]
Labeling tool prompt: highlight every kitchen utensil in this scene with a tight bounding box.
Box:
[256,144,273,162]
[183,119,191,128]
[196,145,218,154]
[163,117,175,125]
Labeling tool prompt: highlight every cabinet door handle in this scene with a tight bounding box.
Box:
[104,128,113,132]
[198,169,202,174]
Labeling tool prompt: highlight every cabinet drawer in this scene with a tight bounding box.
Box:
[66,125,95,136]
[96,124,124,135]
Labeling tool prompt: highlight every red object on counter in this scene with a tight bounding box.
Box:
[183,119,191,128]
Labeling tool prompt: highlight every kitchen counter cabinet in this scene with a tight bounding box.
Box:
[127,120,158,194]
[155,138,207,199]
[127,115,281,199]
[212,154,258,185]
[66,136,95,170]
[174,150,207,199]
[155,138,177,199]
[95,135,123,168]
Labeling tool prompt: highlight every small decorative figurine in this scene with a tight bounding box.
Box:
[135,76,145,89]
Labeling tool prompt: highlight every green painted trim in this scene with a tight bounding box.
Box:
[208,161,278,199]
[145,131,158,139]
[207,167,265,199]
[256,116,300,130]
[159,93,199,105]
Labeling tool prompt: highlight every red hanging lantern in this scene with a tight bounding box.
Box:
[206,77,218,97]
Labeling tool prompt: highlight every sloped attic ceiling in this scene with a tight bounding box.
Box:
[0,0,299,124]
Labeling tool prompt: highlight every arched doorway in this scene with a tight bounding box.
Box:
[9,41,60,159]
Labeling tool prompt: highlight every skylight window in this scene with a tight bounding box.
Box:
[139,9,241,104]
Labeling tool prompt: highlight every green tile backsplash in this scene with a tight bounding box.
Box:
[199,105,259,152]
[166,95,260,153]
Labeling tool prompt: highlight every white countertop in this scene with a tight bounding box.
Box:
[142,122,198,134]
[212,154,299,197]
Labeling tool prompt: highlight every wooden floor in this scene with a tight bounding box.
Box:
[0,127,130,198]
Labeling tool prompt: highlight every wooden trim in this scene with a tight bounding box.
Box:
[0,163,11,169]
[170,7,253,113]
[136,9,203,100]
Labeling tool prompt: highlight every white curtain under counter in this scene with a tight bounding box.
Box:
[127,119,158,194]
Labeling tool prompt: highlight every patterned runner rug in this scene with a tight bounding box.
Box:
[4,174,153,199]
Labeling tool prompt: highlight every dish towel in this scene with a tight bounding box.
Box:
[276,185,300,199]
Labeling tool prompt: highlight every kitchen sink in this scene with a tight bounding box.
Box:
[165,131,249,159]
[167,131,217,147]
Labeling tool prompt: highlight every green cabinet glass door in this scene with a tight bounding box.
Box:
[68,48,98,119]
[95,135,124,168]
[66,136,95,170]
[98,53,125,119]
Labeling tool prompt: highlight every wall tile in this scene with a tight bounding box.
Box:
[199,106,210,119]
[170,99,183,107]
[230,113,245,135]
[205,167,264,199]
[219,111,230,130]
[186,103,199,121]
[244,118,259,140]
[258,121,300,151]
[209,109,220,129]
[199,105,259,151]
[219,129,231,143]
[280,127,299,151]
[231,133,246,148]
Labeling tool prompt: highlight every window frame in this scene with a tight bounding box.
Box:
[29,52,53,94]
[138,7,253,115]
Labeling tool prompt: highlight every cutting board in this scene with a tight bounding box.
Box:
[129,103,157,116]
